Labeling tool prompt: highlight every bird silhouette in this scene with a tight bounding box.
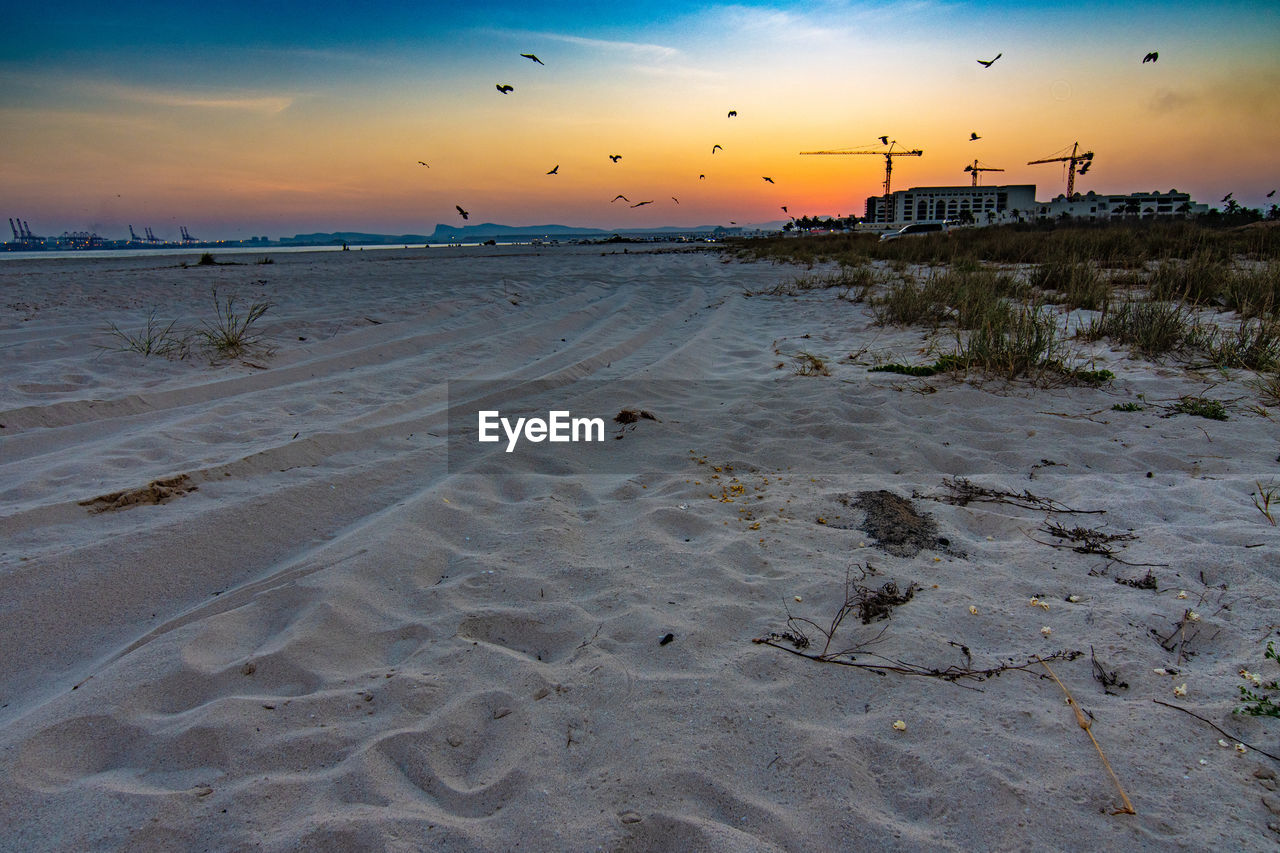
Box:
[1268,190,1276,198]
[712,144,723,153]
[417,161,429,166]
[728,110,737,117]
[671,197,680,204]
[878,135,889,145]
[496,84,514,94]
[521,53,544,65]
[762,176,774,183]
[612,195,630,203]
[546,165,559,175]
[1142,52,1158,63]
[969,132,981,141]
[630,200,653,208]
[456,205,470,220]
[698,174,706,180]
[781,206,788,213]
[609,154,622,162]
[977,53,1002,67]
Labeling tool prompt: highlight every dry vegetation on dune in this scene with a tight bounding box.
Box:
[733,222,1280,383]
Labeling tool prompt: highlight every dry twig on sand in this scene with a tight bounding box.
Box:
[1038,657,1137,815]
[915,476,1106,514]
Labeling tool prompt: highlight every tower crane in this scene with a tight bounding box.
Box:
[1027,141,1093,197]
[799,140,923,223]
[962,160,1005,187]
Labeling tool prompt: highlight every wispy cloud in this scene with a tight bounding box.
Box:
[93,82,296,114]
[481,27,679,61]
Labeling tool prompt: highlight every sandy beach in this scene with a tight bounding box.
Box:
[1,243,1278,851]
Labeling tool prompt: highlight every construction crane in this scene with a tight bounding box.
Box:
[1027,141,1093,197]
[129,225,142,243]
[8,219,19,241]
[180,226,197,244]
[962,160,1005,187]
[800,140,923,223]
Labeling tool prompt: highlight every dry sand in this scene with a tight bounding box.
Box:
[1,244,1278,851]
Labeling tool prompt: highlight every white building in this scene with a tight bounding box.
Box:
[864,185,1037,225]
[1032,190,1208,222]
[865,185,1207,226]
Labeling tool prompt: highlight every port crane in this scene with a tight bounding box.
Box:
[1027,141,1093,197]
[180,226,197,244]
[962,160,1005,187]
[800,140,923,223]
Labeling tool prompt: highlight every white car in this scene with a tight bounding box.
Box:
[879,220,959,242]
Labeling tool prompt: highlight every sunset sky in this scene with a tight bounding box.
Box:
[2,1,1277,240]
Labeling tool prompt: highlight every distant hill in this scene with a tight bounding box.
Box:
[279,221,788,246]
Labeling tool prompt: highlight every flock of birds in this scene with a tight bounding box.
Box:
[423,47,1260,226]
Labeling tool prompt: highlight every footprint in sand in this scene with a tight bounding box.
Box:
[372,690,530,818]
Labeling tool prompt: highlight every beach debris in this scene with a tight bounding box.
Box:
[613,409,659,426]
[845,490,949,558]
[1041,626,1053,637]
[1176,590,1188,599]
[520,53,544,65]
[1067,595,1081,603]
[79,474,197,513]
[659,633,674,646]
[1037,657,1136,815]
[916,476,1104,515]
[1029,596,1050,611]
[968,605,979,615]
[977,52,1002,67]
[892,720,907,731]
[1174,683,1188,697]
[1090,647,1128,694]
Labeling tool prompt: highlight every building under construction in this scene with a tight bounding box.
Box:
[864,186,1207,226]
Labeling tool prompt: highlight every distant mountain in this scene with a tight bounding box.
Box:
[279,221,788,246]
[280,232,430,245]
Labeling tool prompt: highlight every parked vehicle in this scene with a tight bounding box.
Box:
[879,220,959,242]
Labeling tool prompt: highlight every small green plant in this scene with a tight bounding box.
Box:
[1112,402,1144,412]
[100,310,189,358]
[1253,481,1279,525]
[256,256,274,265]
[792,351,830,376]
[1172,395,1228,420]
[1235,640,1280,717]
[196,290,273,360]
[1080,298,1196,357]
[197,252,217,266]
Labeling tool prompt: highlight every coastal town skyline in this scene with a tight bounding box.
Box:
[3,1,1278,239]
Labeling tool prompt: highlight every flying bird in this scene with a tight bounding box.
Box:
[762,176,774,183]
[672,197,680,204]
[521,53,544,65]
[728,110,737,117]
[609,154,622,162]
[977,53,1002,67]
[1268,190,1276,198]
[878,135,889,145]
[1142,51,1158,63]
[698,174,706,180]
[612,195,630,203]
[496,84,514,94]
[417,161,429,166]
[630,200,653,208]
[969,132,981,141]
[712,144,723,153]
[455,205,470,220]
[781,206,788,213]
[546,165,559,174]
